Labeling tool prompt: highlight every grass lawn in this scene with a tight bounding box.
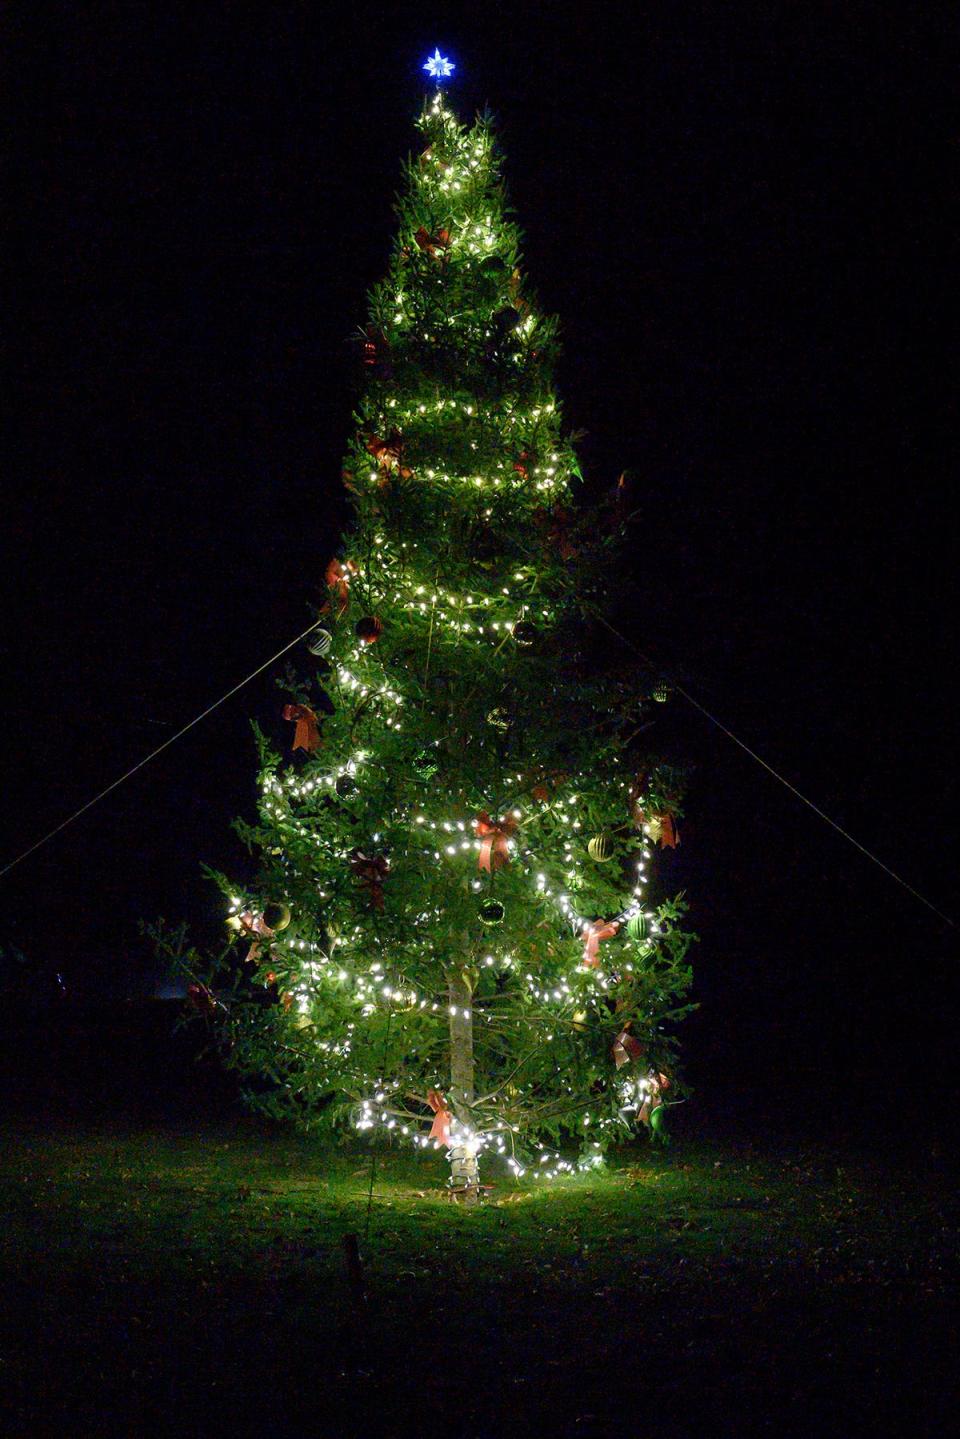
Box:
[0,1114,956,1437]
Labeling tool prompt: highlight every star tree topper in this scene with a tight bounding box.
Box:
[423,48,455,82]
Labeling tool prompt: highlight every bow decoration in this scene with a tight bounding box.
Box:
[426,1089,452,1146]
[581,918,620,968]
[186,982,218,1016]
[533,505,579,561]
[475,812,517,873]
[350,851,389,911]
[414,225,451,258]
[237,910,276,963]
[639,1073,671,1131]
[282,704,321,753]
[365,430,412,477]
[612,1024,645,1070]
[513,449,535,480]
[323,557,357,616]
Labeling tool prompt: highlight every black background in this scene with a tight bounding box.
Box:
[3,3,956,1131]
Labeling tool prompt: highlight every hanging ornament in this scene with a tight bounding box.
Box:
[261,902,291,933]
[612,1025,645,1070]
[652,682,671,704]
[572,1010,588,1032]
[479,253,508,279]
[512,620,536,647]
[335,774,358,798]
[581,918,619,967]
[490,306,522,341]
[426,1089,452,1146]
[362,325,391,375]
[486,707,510,731]
[479,899,505,926]
[413,749,439,777]
[346,325,392,381]
[350,850,389,910]
[587,834,614,863]
[282,704,321,753]
[307,628,333,657]
[648,1104,668,1140]
[355,616,383,645]
[626,912,649,944]
[475,812,517,873]
[645,813,679,849]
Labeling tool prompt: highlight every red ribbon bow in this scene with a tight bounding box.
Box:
[612,1024,645,1070]
[350,851,389,911]
[426,1089,452,1146]
[323,557,356,615]
[282,704,321,753]
[186,982,217,1016]
[365,429,410,476]
[581,918,619,968]
[533,505,579,561]
[414,225,451,258]
[513,449,535,480]
[475,812,517,873]
[237,910,275,962]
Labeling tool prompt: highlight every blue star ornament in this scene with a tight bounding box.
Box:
[423,48,455,82]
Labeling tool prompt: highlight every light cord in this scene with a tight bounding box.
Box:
[591,610,955,929]
[0,621,325,881]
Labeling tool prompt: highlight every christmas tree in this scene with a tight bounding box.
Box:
[188,60,694,1199]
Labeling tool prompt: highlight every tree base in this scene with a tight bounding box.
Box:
[448,1142,480,1204]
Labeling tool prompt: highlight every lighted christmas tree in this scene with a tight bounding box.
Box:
[187,58,694,1198]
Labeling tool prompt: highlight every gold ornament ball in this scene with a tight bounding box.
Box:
[262,902,291,933]
[587,834,613,863]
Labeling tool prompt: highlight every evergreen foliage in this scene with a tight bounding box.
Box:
[180,93,695,1180]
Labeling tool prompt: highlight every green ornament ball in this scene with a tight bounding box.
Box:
[652,682,671,704]
[512,621,536,647]
[486,707,510,732]
[626,912,648,943]
[587,834,613,863]
[479,899,505,926]
[335,775,358,798]
[649,1104,669,1142]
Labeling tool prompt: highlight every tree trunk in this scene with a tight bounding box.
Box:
[448,969,479,1201]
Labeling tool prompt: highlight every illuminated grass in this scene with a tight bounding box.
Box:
[1,1118,955,1434]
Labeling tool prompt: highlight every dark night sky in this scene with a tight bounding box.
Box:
[3,3,956,1118]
